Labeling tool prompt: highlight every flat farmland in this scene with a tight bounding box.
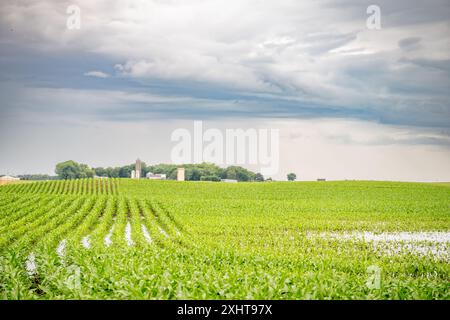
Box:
[0,179,449,299]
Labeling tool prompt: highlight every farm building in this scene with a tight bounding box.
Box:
[146,172,167,180]
[221,179,238,183]
[131,159,143,179]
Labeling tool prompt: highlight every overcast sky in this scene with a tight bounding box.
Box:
[0,0,449,181]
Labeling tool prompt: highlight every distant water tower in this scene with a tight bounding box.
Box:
[135,159,142,179]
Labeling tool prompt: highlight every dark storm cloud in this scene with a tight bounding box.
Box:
[0,0,449,133]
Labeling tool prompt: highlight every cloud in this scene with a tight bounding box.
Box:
[0,0,448,128]
[84,70,110,78]
[1,0,449,181]
[398,37,422,51]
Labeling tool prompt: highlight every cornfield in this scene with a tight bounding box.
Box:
[0,179,449,299]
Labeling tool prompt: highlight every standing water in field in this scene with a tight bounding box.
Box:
[25,253,37,277]
[313,231,450,261]
[125,222,134,246]
[316,231,450,243]
[142,225,152,244]
[104,225,114,247]
[81,236,91,249]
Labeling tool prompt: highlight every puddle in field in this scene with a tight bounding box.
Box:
[318,231,450,243]
[311,231,450,261]
[141,225,152,244]
[25,253,37,276]
[81,236,91,249]
[125,222,134,246]
[374,242,448,260]
[104,225,114,247]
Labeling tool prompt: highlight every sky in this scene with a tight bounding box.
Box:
[0,0,449,181]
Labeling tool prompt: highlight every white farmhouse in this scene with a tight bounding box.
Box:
[146,172,167,180]
[221,179,238,183]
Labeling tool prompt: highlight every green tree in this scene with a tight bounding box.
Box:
[93,167,107,177]
[187,168,202,181]
[119,165,134,178]
[79,164,94,178]
[287,173,297,181]
[223,166,256,181]
[200,175,221,182]
[108,167,120,178]
[255,173,264,182]
[55,160,93,180]
[18,174,57,181]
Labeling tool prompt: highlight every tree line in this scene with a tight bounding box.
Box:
[54,160,266,182]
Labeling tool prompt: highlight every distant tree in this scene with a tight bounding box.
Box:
[223,166,256,181]
[255,173,264,182]
[108,167,120,178]
[55,160,93,180]
[168,169,178,180]
[18,174,58,181]
[200,175,221,182]
[119,164,134,178]
[187,168,202,181]
[55,160,79,180]
[224,166,237,180]
[150,164,178,177]
[79,164,94,178]
[287,173,297,181]
[93,167,107,177]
